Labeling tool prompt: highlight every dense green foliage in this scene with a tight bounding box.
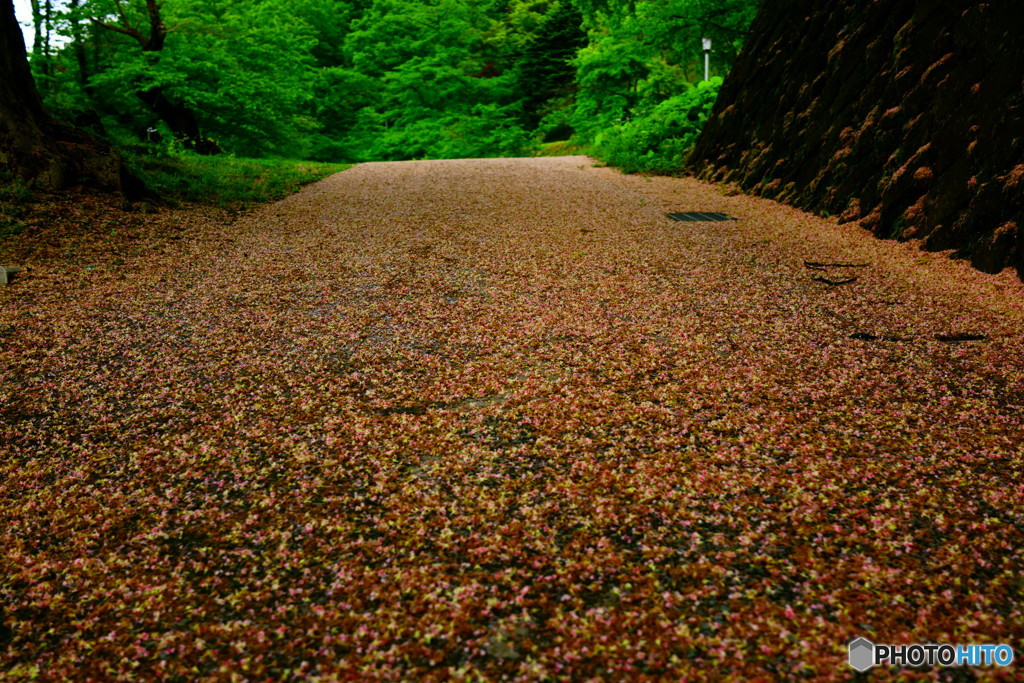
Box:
[592,77,721,173]
[26,0,757,170]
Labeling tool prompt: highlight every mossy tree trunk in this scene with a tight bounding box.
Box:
[0,0,135,192]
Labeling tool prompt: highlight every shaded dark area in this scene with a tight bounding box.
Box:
[515,1,586,136]
[690,0,1024,279]
[0,0,140,193]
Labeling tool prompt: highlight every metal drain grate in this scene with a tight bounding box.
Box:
[667,212,737,222]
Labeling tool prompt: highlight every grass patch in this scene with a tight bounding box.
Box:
[533,140,590,157]
[127,152,352,208]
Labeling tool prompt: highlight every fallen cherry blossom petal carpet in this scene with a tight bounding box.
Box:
[2,157,1023,679]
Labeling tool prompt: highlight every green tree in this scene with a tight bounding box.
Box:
[339,0,531,160]
[571,0,759,158]
[14,0,759,168]
[80,0,318,155]
[86,0,218,152]
[504,0,586,135]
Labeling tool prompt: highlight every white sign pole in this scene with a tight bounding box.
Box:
[702,38,712,81]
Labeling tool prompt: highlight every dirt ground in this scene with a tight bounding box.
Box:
[2,157,1023,679]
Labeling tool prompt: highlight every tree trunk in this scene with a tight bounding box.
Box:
[42,0,51,60]
[28,0,40,55]
[0,0,139,193]
[40,0,53,92]
[91,0,220,154]
[67,0,92,91]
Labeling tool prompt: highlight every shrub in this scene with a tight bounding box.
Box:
[592,77,722,174]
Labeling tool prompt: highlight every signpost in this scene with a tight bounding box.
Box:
[702,37,712,81]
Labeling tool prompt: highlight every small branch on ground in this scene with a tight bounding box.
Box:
[804,261,870,269]
[813,275,858,286]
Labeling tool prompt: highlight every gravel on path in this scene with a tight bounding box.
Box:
[2,156,1023,679]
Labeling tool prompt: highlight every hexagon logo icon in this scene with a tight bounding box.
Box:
[849,637,875,672]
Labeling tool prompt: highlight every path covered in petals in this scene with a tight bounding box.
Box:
[3,157,1024,678]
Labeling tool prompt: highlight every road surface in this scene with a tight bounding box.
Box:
[3,157,1023,678]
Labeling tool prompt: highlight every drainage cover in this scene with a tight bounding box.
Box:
[667,212,737,222]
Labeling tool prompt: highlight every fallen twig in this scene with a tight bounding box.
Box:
[813,275,858,286]
[935,333,988,343]
[850,332,905,342]
[804,261,870,270]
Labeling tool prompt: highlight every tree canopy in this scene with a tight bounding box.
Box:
[14,0,759,165]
